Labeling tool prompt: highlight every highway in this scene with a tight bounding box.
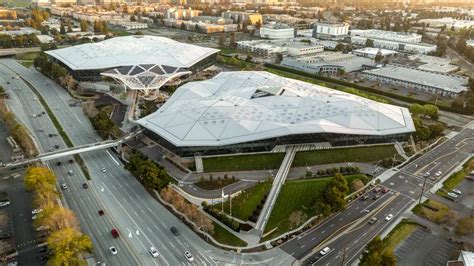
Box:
[296,122,474,265]
[0,64,139,265]
[1,59,295,265]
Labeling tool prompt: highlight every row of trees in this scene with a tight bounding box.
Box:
[33,53,68,82]
[25,9,50,30]
[24,167,92,265]
[161,187,214,234]
[90,106,115,139]
[309,166,361,178]
[125,151,171,191]
[317,173,350,216]
[409,104,444,142]
[203,203,241,231]
[0,33,40,48]
[359,236,397,266]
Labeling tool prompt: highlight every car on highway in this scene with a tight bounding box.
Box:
[319,247,330,256]
[101,168,107,173]
[32,209,43,215]
[149,247,159,258]
[82,183,89,189]
[373,187,381,193]
[184,251,194,262]
[54,144,60,149]
[56,162,61,166]
[385,214,393,221]
[360,195,369,201]
[68,170,74,176]
[382,187,390,193]
[109,246,117,255]
[68,159,74,164]
[435,171,442,177]
[369,217,378,224]
[61,183,68,190]
[98,210,105,216]
[452,189,462,195]
[111,228,119,238]
[48,148,53,152]
[170,226,180,236]
[447,192,458,199]
[372,195,380,200]
[32,114,37,118]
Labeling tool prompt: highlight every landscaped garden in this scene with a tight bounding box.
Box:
[202,153,285,172]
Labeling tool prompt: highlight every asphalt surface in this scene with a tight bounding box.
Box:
[0,120,14,164]
[1,59,296,265]
[295,122,474,265]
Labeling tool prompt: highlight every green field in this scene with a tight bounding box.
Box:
[211,221,247,247]
[202,153,285,172]
[223,181,272,221]
[264,174,369,239]
[292,145,398,167]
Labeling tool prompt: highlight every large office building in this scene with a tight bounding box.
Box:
[222,11,263,25]
[312,22,350,40]
[237,39,323,57]
[350,29,436,54]
[260,23,295,39]
[362,65,469,97]
[281,52,373,75]
[46,36,219,96]
[137,71,415,156]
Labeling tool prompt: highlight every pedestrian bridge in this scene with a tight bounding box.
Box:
[3,131,141,168]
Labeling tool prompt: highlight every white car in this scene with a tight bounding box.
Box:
[447,192,458,198]
[423,172,430,177]
[101,168,107,173]
[110,246,117,255]
[319,247,330,256]
[0,201,10,207]
[149,247,159,258]
[32,209,43,215]
[452,189,462,195]
[435,171,442,177]
[385,214,394,221]
[184,251,194,262]
[61,183,68,190]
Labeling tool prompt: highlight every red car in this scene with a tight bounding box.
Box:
[111,228,119,238]
[382,187,390,193]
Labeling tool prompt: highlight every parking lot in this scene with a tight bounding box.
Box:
[394,227,459,265]
[454,179,474,213]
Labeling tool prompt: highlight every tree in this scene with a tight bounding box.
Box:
[218,33,225,46]
[80,20,88,32]
[40,206,80,231]
[47,227,93,265]
[359,236,396,266]
[374,51,383,63]
[324,173,349,211]
[24,167,56,191]
[289,210,305,228]
[130,14,136,22]
[455,217,474,236]
[350,179,365,192]
[60,23,66,35]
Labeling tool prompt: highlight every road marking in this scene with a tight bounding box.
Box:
[106,150,120,165]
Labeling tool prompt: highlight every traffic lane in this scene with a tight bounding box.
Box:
[311,195,413,266]
[281,189,393,259]
[181,180,259,199]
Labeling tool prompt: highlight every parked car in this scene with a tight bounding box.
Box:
[110,246,117,255]
[149,247,159,258]
[452,189,462,195]
[319,247,330,256]
[184,251,194,262]
[385,214,393,221]
[0,201,10,207]
[447,192,458,198]
[423,172,430,178]
[170,226,180,236]
[435,171,442,177]
[111,228,119,238]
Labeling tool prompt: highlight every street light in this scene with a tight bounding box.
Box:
[419,175,428,204]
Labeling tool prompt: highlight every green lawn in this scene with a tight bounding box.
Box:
[19,61,34,68]
[211,221,247,247]
[223,181,272,221]
[437,158,473,196]
[15,52,40,61]
[264,174,369,239]
[412,199,450,224]
[383,219,419,252]
[292,145,398,167]
[202,153,285,172]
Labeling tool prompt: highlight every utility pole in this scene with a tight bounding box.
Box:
[419,176,428,204]
[341,246,348,266]
[229,193,232,216]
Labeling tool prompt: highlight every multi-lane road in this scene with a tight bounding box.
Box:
[1,59,295,265]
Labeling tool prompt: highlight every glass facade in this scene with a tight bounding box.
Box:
[144,129,411,157]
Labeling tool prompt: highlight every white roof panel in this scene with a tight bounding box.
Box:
[137,71,415,147]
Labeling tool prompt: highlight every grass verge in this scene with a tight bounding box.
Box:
[211,221,247,247]
[292,145,398,167]
[264,174,369,239]
[412,199,449,224]
[383,219,419,253]
[20,77,91,180]
[437,158,473,197]
[222,181,272,221]
[202,153,285,172]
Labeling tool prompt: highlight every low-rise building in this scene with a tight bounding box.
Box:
[163,19,237,33]
[1,27,41,36]
[418,17,474,30]
[109,21,148,30]
[237,39,323,57]
[350,29,436,54]
[313,22,349,40]
[165,8,202,20]
[41,18,61,30]
[222,11,262,25]
[260,22,294,39]
[282,52,373,75]
[362,65,468,97]
[352,47,397,59]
